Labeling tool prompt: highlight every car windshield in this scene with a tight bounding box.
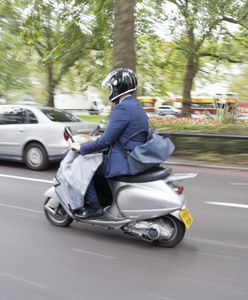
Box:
[40,107,81,122]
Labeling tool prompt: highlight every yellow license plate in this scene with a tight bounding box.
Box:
[179,208,193,229]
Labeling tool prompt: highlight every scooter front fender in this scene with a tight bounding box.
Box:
[44,186,58,199]
[44,186,74,218]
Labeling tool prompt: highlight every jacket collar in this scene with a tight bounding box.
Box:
[119,94,132,103]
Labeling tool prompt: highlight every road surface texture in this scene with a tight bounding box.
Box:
[0,161,247,300]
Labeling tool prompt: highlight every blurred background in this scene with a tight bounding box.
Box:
[0,2,248,300]
[0,0,248,164]
[0,1,247,105]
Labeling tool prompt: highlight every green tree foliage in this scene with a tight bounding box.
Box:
[0,1,30,94]
[21,0,101,106]
[137,35,185,96]
[1,0,248,109]
[229,67,248,100]
[136,0,184,96]
[155,0,248,116]
[63,0,112,93]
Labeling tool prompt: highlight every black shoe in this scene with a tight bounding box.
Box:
[73,207,85,215]
[74,204,103,219]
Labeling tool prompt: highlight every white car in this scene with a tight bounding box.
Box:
[0,105,96,170]
[156,105,181,116]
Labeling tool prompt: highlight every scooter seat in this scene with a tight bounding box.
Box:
[112,166,172,183]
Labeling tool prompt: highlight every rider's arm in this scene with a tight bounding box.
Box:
[79,103,129,155]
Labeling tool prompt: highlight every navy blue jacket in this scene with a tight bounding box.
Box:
[80,96,149,177]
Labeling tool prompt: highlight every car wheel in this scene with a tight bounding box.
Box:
[24,142,49,171]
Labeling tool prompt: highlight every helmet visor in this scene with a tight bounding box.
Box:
[102,69,119,88]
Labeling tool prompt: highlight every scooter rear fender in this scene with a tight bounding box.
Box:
[170,204,187,221]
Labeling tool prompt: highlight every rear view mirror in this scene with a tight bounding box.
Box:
[64,126,74,142]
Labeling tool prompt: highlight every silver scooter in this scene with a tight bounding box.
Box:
[44,126,197,248]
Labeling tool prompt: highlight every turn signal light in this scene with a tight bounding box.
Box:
[176,186,184,195]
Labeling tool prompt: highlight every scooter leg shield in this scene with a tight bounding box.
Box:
[44,187,60,209]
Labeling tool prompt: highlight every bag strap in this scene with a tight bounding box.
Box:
[116,129,148,158]
[123,129,148,146]
[115,116,154,157]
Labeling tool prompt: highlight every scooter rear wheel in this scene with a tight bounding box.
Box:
[153,215,185,248]
[44,197,73,227]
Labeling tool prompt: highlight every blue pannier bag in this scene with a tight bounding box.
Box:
[118,129,175,175]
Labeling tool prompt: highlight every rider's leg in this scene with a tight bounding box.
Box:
[84,179,98,206]
[74,166,105,219]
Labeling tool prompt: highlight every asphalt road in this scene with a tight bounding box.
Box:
[0,161,247,300]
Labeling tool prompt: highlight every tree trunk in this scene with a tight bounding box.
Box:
[112,0,136,71]
[182,54,199,116]
[45,6,55,107]
[47,63,55,107]
[182,26,198,117]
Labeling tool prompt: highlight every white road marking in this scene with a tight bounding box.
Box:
[0,203,42,214]
[72,248,115,260]
[197,251,239,261]
[1,272,47,289]
[187,237,248,250]
[230,182,248,186]
[146,294,174,300]
[0,173,53,184]
[206,201,248,209]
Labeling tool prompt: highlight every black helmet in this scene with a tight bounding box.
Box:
[102,68,137,102]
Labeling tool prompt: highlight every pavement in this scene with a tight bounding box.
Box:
[165,156,248,171]
[1,161,247,300]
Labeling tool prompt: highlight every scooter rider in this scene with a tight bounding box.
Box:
[70,68,149,219]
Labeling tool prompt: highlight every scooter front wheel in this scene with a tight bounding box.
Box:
[153,215,185,248]
[44,197,73,227]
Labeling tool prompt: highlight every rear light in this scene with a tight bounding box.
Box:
[176,186,184,195]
